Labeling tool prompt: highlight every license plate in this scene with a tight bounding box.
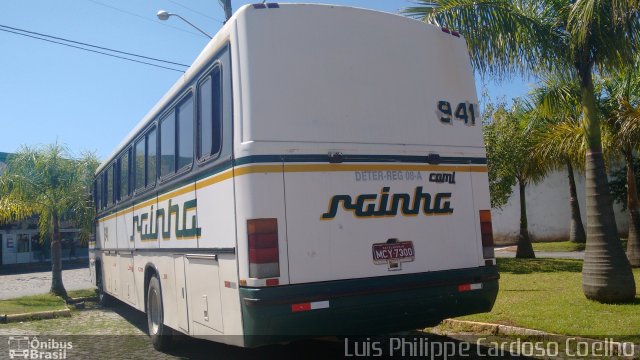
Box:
[372,241,415,264]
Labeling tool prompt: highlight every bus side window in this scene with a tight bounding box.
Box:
[135,138,145,190]
[118,149,130,200]
[95,176,102,211]
[106,165,114,208]
[160,110,176,177]
[198,67,222,160]
[147,127,157,186]
[177,96,194,170]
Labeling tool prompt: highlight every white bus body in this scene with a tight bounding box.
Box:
[90,3,498,349]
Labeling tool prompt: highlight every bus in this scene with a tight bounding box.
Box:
[90,3,499,350]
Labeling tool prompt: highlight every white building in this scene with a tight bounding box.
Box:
[492,169,629,244]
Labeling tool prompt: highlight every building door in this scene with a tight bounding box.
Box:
[4,234,16,265]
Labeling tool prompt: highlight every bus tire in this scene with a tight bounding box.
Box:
[147,275,173,351]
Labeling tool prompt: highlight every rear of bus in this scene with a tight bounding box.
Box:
[230,4,498,345]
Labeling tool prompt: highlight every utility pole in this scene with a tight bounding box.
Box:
[220,0,232,21]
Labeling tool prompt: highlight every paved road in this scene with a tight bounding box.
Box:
[0,302,533,360]
[495,247,585,260]
[0,267,93,300]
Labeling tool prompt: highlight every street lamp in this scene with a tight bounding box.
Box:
[156,10,213,39]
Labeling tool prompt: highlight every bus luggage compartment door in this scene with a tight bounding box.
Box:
[185,254,224,334]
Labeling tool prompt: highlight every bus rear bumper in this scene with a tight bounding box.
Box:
[239,266,499,347]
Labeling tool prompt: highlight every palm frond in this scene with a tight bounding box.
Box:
[403,0,570,79]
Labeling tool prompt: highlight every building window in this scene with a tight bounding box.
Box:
[17,234,30,253]
[198,68,222,160]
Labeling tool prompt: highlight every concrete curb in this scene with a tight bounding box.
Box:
[438,319,639,357]
[66,296,98,304]
[0,308,71,323]
[441,319,549,336]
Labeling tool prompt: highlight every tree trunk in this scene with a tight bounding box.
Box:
[50,211,67,297]
[567,161,586,243]
[515,179,535,258]
[579,61,636,303]
[624,150,640,267]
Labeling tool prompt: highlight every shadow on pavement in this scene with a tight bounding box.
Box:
[105,300,534,360]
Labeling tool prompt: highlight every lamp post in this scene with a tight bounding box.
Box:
[156,10,213,39]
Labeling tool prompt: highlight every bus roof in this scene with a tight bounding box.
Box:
[96,3,431,174]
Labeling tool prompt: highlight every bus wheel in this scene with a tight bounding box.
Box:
[147,275,173,351]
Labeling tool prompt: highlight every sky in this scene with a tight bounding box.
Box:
[0,0,529,160]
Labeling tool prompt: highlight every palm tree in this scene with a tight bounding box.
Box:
[404,0,638,302]
[602,65,640,267]
[0,144,98,297]
[529,75,587,244]
[484,100,545,258]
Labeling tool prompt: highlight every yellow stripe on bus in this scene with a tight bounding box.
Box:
[283,164,486,173]
[98,163,487,223]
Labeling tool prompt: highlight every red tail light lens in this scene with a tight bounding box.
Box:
[479,210,495,260]
[248,218,280,278]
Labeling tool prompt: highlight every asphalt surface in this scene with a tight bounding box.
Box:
[0,301,534,360]
[0,266,93,300]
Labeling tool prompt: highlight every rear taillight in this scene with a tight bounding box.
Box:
[248,218,280,279]
[479,210,495,262]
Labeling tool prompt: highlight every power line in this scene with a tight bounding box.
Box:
[0,24,189,68]
[0,27,185,73]
[84,0,208,39]
[167,0,224,23]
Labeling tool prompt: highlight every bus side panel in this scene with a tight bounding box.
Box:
[196,175,236,249]
[118,252,137,306]
[471,170,493,263]
[216,254,244,341]
[102,253,118,296]
[132,196,159,249]
[234,168,290,285]
[157,183,199,249]
[115,208,132,250]
[100,216,117,250]
[195,173,245,339]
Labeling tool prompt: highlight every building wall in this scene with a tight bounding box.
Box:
[492,169,629,244]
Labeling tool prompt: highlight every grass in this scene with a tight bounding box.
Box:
[67,288,97,299]
[531,241,585,252]
[531,239,628,252]
[0,294,67,315]
[0,288,96,316]
[458,258,640,342]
